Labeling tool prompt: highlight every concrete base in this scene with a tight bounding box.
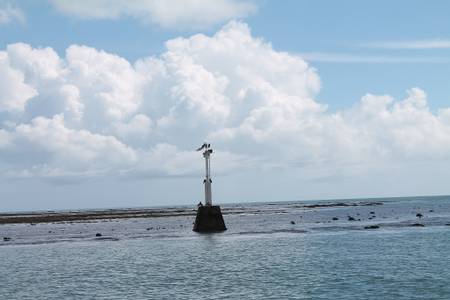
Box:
[193,205,227,232]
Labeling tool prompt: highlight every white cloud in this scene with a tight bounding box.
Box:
[1,21,450,182]
[363,39,450,49]
[65,44,145,122]
[298,52,450,64]
[7,114,137,177]
[50,0,257,29]
[0,3,25,25]
[341,88,450,160]
[114,114,152,143]
[0,51,37,112]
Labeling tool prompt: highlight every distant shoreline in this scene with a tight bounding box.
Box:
[0,200,385,225]
[0,208,198,225]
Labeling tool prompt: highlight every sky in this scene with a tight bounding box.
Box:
[1,0,450,211]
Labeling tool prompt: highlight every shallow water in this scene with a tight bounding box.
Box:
[1,196,450,299]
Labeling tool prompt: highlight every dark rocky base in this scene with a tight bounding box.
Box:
[193,205,227,232]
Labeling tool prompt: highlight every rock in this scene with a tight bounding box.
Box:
[146,227,153,231]
[348,216,356,221]
[332,217,339,221]
[429,210,434,213]
[445,223,450,226]
[95,233,102,237]
[370,211,375,214]
[364,225,380,229]
[410,223,425,227]
[3,237,11,241]
[290,221,296,225]
[416,213,423,218]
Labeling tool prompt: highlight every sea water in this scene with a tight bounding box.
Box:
[1,196,450,299]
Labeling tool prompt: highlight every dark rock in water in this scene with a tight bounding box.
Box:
[146,227,153,231]
[332,217,339,221]
[370,211,375,214]
[48,231,52,233]
[95,233,102,237]
[410,223,425,227]
[357,219,361,221]
[193,205,226,232]
[3,237,11,241]
[348,216,356,221]
[416,213,423,218]
[429,210,434,213]
[364,225,380,229]
[290,220,296,225]
[445,223,450,226]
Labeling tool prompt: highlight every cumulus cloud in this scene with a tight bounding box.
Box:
[1,21,450,182]
[0,52,37,112]
[0,3,25,25]
[9,114,137,177]
[50,0,257,29]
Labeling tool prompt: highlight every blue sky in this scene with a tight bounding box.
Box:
[1,0,450,211]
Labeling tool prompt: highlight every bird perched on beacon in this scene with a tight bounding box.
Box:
[196,143,211,151]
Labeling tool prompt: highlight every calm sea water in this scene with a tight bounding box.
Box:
[1,196,450,299]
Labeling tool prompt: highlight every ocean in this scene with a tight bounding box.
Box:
[1,196,450,299]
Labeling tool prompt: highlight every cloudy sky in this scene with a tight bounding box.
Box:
[1,0,450,211]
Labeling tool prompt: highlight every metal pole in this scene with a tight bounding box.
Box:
[203,149,212,206]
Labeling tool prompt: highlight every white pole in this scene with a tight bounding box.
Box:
[203,149,212,206]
